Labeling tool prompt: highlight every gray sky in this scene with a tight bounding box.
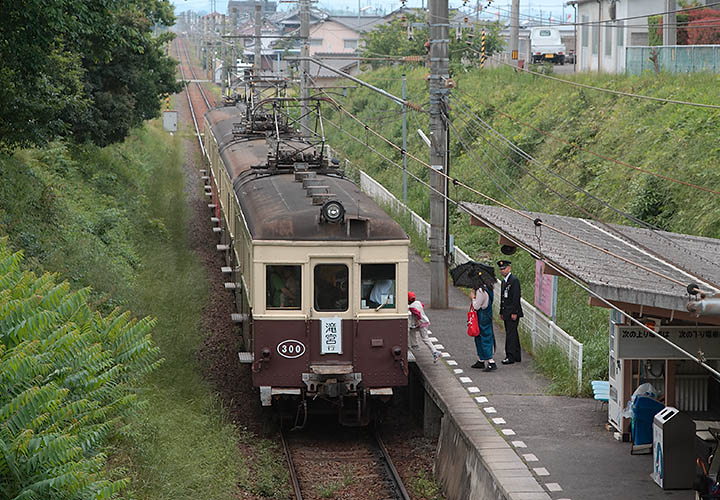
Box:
[172,0,573,24]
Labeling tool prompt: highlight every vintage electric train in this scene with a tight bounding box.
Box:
[202,94,410,425]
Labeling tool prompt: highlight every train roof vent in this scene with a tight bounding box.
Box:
[312,193,334,205]
[295,169,314,183]
[346,216,369,238]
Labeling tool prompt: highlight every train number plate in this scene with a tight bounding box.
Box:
[277,339,306,359]
[320,317,343,355]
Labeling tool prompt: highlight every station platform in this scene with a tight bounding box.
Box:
[408,252,695,500]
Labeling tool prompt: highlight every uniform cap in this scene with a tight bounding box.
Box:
[497,260,511,269]
[408,291,416,302]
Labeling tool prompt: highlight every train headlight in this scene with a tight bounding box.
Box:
[321,200,345,224]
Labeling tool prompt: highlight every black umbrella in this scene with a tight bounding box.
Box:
[450,261,496,290]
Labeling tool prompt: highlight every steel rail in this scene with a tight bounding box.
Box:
[280,428,303,500]
[373,431,411,500]
[176,39,205,158]
[179,38,211,111]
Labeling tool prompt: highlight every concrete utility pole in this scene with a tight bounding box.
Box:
[510,0,520,61]
[402,74,407,204]
[429,0,449,309]
[663,0,677,45]
[300,0,310,134]
[254,3,262,102]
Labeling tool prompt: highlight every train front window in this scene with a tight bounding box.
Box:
[361,264,396,310]
[266,265,301,310]
[314,264,348,312]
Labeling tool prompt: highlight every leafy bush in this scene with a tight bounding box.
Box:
[0,239,161,500]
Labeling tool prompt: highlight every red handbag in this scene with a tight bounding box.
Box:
[467,307,480,337]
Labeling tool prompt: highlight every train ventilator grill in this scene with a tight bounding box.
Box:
[676,375,708,412]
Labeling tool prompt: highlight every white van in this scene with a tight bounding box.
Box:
[530,27,566,65]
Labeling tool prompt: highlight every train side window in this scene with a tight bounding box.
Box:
[314,264,348,312]
[266,265,301,310]
[361,264,396,309]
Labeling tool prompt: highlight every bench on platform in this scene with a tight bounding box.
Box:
[592,381,609,411]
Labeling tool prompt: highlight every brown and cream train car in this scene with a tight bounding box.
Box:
[203,102,410,425]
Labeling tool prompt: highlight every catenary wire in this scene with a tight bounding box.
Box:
[450,100,720,286]
[306,77,712,292]
[306,105,720,378]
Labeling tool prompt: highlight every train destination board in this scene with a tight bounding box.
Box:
[615,325,720,359]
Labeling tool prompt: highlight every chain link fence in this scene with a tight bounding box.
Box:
[626,45,720,75]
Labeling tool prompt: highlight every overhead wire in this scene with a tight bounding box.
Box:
[298,96,720,378]
[306,76,713,293]
[451,99,720,286]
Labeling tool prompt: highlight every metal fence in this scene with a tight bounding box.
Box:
[626,45,720,75]
[358,170,584,391]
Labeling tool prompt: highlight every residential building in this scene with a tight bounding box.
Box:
[571,0,663,73]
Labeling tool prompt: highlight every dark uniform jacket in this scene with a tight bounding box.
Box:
[500,273,524,321]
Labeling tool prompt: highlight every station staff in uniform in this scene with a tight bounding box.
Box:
[498,260,523,364]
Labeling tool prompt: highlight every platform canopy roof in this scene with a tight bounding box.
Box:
[461,203,720,315]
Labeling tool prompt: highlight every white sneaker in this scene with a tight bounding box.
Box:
[433,351,440,363]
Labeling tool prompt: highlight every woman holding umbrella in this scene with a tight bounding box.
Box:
[471,283,496,371]
[450,261,497,371]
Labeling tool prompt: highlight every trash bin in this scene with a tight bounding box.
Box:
[631,396,664,451]
[652,406,696,489]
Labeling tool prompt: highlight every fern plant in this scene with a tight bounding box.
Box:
[0,238,161,500]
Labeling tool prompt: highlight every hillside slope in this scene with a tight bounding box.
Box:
[324,65,720,392]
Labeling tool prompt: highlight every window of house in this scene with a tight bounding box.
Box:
[314,264,348,312]
[617,21,625,46]
[360,264,396,310]
[592,24,599,54]
[605,25,613,56]
[581,15,589,47]
[266,265,301,310]
[344,39,358,49]
[309,38,323,46]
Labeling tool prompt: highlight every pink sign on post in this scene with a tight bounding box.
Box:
[534,260,557,320]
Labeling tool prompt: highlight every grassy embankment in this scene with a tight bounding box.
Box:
[0,115,288,498]
[324,65,720,395]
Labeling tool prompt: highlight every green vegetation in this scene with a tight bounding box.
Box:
[0,120,288,498]
[0,239,161,499]
[325,65,720,395]
[410,470,444,499]
[0,0,180,149]
[361,13,503,68]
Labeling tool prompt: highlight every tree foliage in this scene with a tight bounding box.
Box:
[649,8,720,46]
[361,13,503,67]
[0,0,181,150]
[0,239,161,500]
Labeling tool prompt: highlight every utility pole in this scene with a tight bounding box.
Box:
[429,0,449,309]
[300,0,310,135]
[402,74,407,204]
[510,0,519,62]
[254,3,262,102]
[663,0,677,45]
[476,0,480,23]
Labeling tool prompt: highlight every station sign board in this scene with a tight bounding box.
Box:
[615,325,720,359]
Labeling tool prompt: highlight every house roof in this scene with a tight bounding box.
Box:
[461,203,720,313]
[329,15,387,32]
[307,53,357,77]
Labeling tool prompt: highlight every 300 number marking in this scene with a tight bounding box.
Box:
[277,340,306,359]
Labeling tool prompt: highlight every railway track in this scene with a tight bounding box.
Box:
[281,422,411,500]
[174,37,214,155]
[173,42,414,500]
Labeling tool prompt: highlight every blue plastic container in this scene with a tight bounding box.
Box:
[632,396,665,445]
